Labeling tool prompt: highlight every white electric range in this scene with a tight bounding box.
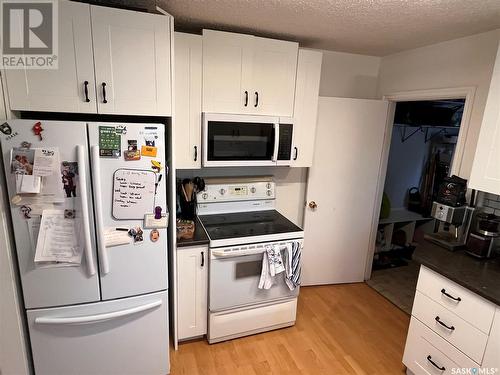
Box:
[197,177,304,344]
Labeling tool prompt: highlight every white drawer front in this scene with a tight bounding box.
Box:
[403,318,478,375]
[417,266,495,334]
[412,291,488,363]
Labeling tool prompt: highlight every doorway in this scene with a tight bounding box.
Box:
[366,96,469,314]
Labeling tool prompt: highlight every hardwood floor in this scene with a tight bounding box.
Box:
[170,283,410,375]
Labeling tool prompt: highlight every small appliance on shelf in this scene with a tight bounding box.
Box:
[466,212,500,258]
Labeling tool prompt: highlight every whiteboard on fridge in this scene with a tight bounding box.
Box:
[112,169,156,219]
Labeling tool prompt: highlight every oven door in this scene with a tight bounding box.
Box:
[209,246,299,312]
[202,113,279,167]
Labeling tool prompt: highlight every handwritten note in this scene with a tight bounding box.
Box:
[112,169,156,219]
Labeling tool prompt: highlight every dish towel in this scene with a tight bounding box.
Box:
[284,241,301,291]
[258,244,285,290]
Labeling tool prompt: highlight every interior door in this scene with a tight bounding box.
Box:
[87,122,168,301]
[90,5,171,116]
[0,120,100,308]
[4,1,97,113]
[249,37,298,117]
[202,30,254,114]
[302,97,389,285]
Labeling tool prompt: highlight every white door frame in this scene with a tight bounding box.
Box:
[364,86,476,280]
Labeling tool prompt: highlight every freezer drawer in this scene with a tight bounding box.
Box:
[27,290,169,375]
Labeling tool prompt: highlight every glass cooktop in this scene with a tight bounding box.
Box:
[199,210,303,241]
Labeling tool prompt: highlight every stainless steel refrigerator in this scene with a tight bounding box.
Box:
[0,120,169,374]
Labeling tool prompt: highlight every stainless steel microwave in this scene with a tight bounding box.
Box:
[202,113,294,167]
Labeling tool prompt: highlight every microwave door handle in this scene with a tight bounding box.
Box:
[272,123,279,162]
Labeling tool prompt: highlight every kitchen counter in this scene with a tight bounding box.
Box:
[413,239,500,306]
[176,217,210,248]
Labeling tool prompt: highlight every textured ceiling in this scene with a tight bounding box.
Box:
[158,0,500,56]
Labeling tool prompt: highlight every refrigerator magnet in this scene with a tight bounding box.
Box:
[99,126,121,158]
[141,145,157,157]
[150,229,160,242]
[143,213,168,229]
[32,122,43,141]
[151,160,162,172]
[124,150,141,161]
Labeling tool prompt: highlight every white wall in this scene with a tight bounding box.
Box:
[319,49,381,99]
[0,79,30,375]
[377,29,500,180]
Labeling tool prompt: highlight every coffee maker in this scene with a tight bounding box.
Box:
[424,201,474,251]
[466,212,500,258]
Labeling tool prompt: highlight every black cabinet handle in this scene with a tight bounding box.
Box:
[441,288,461,302]
[244,91,248,107]
[435,316,455,331]
[293,147,298,161]
[254,91,259,107]
[194,146,198,162]
[84,81,90,102]
[426,355,445,371]
[101,82,108,104]
[201,251,204,267]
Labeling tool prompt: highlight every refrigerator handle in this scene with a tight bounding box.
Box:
[34,300,162,325]
[77,145,96,276]
[91,145,110,275]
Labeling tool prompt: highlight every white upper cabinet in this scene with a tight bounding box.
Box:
[470,41,500,195]
[4,1,97,113]
[174,32,202,169]
[3,2,172,116]
[250,37,299,116]
[290,49,322,167]
[202,30,298,117]
[91,5,172,116]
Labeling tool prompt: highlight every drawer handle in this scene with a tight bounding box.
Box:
[426,355,445,371]
[441,288,461,302]
[435,316,455,331]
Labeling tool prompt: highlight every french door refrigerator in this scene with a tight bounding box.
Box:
[0,120,169,375]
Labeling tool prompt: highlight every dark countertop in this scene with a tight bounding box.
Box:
[413,239,500,306]
[176,217,210,248]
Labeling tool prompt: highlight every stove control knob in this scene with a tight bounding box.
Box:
[250,187,256,194]
[220,188,226,195]
[266,190,272,196]
[266,182,272,189]
[202,193,208,200]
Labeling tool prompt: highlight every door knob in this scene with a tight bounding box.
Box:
[309,201,317,209]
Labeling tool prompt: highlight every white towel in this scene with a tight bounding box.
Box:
[258,244,285,290]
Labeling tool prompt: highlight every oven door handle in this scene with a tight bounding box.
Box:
[272,123,279,162]
[212,250,265,258]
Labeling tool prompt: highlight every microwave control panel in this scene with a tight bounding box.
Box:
[198,181,275,202]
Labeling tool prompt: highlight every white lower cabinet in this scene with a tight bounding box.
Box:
[404,266,497,374]
[483,308,500,369]
[177,246,208,340]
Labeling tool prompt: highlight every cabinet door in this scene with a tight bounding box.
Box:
[483,308,500,369]
[202,30,253,114]
[174,33,202,169]
[249,37,298,117]
[177,246,208,340]
[91,5,172,116]
[3,1,96,113]
[291,49,322,167]
[470,41,500,195]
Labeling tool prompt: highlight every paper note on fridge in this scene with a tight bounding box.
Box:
[34,210,83,264]
[33,148,59,176]
[16,174,41,194]
[104,228,132,247]
[112,169,156,219]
